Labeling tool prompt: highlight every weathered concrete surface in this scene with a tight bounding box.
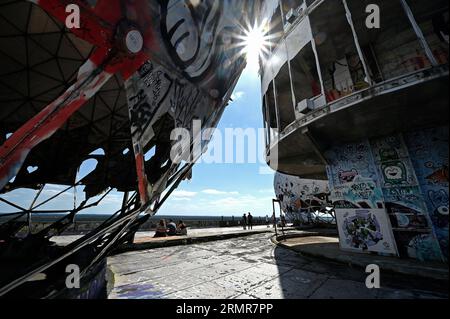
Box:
[107,233,448,299]
[117,226,274,252]
[275,235,449,282]
[51,225,275,248]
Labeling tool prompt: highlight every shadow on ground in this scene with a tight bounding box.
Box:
[272,240,449,299]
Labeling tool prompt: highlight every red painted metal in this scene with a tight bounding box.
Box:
[0,0,155,202]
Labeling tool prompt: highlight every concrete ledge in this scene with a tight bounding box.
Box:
[114,228,274,254]
[271,233,449,282]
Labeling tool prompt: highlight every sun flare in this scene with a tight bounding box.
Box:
[241,22,271,69]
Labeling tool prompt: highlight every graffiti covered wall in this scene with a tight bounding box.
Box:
[274,172,334,224]
[404,127,449,260]
[325,142,398,256]
[370,134,442,261]
[325,126,449,262]
[274,172,329,222]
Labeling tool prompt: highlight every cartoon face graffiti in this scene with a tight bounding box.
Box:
[158,0,250,92]
[384,166,403,180]
[382,162,407,184]
[379,148,399,162]
[159,0,223,79]
[338,169,358,184]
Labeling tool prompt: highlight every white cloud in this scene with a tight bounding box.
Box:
[100,194,123,205]
[172,197,192,202]
[231,91,245,101]
[41,189,73,198]
[201,189,239,196]
[161,192,275,217]
[172,190,197,198]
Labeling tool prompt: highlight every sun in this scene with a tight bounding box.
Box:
[240,21,271,69]
[244,25,268,58]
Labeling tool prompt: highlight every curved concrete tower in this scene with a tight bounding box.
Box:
[262,0,448,262]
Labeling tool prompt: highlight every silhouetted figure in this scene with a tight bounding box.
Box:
[247,212,253,230]
[281,214,287,228]
[242,214,247,230]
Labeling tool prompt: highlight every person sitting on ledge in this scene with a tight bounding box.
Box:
[167,219,177,236]
[177,220,188,236]
[154,220,168,238]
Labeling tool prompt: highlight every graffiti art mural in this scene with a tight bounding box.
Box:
[405,126,449,261]
[325,141,382,209]
[326,130,448,262]
[274,172,330,223]
[336,209,397,256]
[324,141,380,192]
[370,134,442,261]
[330,176,384,209]
[326,141,398,256]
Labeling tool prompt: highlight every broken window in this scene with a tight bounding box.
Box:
[345,0,435,82]
[266,81,279,141]
[406,0,449,65]
[281,0,305,26]
[310,1,371,102]
[289,42,321,110]
[262,95,270,147]
[274,62,296,131]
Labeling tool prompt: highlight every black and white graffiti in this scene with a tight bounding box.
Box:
[158,0,253,96]
[125,0,257,203]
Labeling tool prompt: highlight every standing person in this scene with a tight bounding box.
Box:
[265,215,270,228]
[242,213,247,230]
[281,214,287,227]
[247,212,253,230]
[154,220,168,238]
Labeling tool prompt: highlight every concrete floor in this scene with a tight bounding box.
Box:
[107,233,447,299]
[51,225,273,246]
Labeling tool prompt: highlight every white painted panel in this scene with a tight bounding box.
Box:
[286,16,313,61]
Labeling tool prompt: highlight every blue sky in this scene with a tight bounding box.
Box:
[0,60,276,218]
[159,62,276,217]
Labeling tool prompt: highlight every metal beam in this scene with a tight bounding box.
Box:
[400,0,439,67]
[342,0,374,86]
